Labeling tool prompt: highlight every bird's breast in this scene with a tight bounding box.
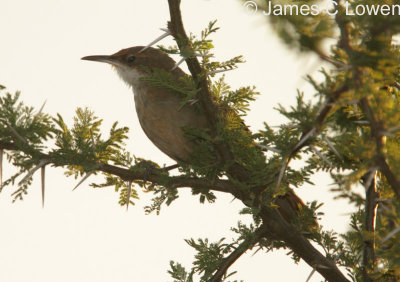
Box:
[132,83,207,162]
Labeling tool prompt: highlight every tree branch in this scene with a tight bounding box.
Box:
[334,1,353,55]
[359,97,400,198]
[166,2,350,281]
[361,172,378,282]
[167,0,248,180]
[278,84,349,183]
[209,226,268,282]
[0,140,235,195]
[259,207,350,282]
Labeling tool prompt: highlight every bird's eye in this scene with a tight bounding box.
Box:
[127,55,136,63]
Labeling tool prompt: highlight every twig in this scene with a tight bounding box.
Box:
[6,122,29,145]
[361,172,378,281]
[206,68,236,75]
[310,144,333,167]
[208,226,266,282]
[18,159,50,185]
[381,226,400,244]
[255,144,281,154]
[359,97,400,197]
[293,127,316,151]
[323,136,342,160]
[334,0,353,55]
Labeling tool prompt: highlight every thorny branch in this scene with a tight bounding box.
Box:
[359,97,400,198]
[0,141,234,195]
[167,1,349,281]
[334,1,399,279]
[167,0,249,181]
[361,172,378,282]
[208,226,268,282]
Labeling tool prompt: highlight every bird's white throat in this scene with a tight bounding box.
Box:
[114,66,144,95]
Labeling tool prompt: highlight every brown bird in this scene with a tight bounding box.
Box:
[82,46,306,222]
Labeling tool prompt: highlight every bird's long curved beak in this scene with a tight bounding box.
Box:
[81,55,123,67]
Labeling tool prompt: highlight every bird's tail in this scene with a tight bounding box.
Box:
[274,190,318,229]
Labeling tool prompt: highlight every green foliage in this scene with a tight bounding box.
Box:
[159,20,244,76]
[169,236,242,282]
[168,261,195,282]
[213,75,259,115]
[0,90,55,200]
[140,67,200,110]
[0,89,138,204]
[248,0,334,53]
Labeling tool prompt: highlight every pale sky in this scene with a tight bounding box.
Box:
[1,1,353,281]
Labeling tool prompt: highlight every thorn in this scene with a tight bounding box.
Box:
[251,246,263,256]
[328,179,345,186]
[310,145,333,167]
[206,68,236,75]
[318,55,347,68]
[294,127,316,151]
[194,52,213,58]
[72,171,93,191]
[34,100,47,120]
[18,159,49,185]
[171,57,186,71]
[375,198,392,204]
[0,149,2,189]
[354,120,369,125]
[381,226,400,243]
[363,167,378,189]
[89,129,97,150]
[376,198,392,212]
[6,122,28,145]
[323,136,342,160]
[314,264,331,269]
[316,100,328,116]
[255,144,281,154]
[41,165,45,208]
[188,99,199,105]
[380,130,395,138]
[140,28,171,53]
[305,268,316,282]
[387,125,400,133]
[277,158,288,188]
[126,181,132,211]
[271,124,300,129]
[334,64,353,72]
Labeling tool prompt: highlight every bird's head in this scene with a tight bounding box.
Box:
[81,46,178,87]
